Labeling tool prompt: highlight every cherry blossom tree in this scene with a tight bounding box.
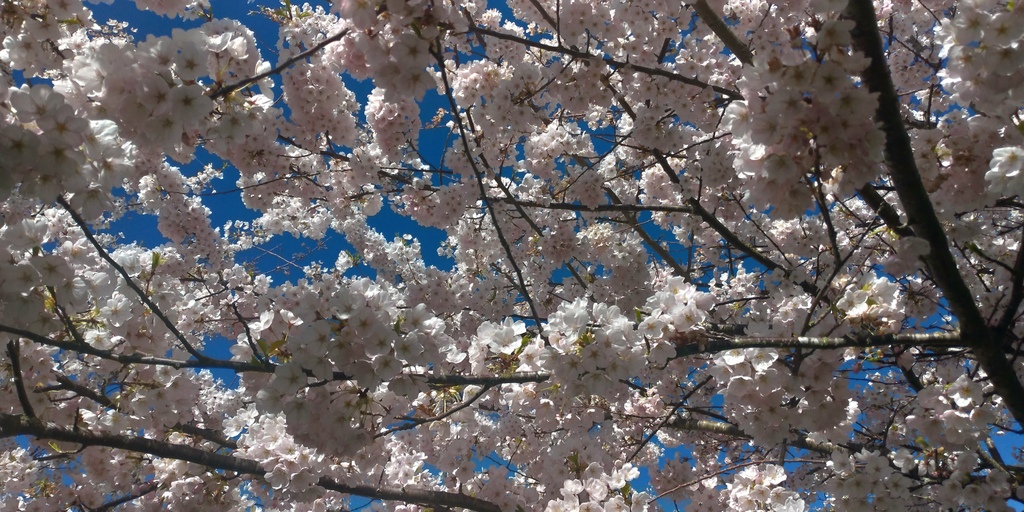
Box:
[2,0,1024,510]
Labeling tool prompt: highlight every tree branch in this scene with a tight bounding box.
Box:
[688,0,754,66]
[208,28,350,100]
[376,384,496,438]
[684,196,780,273]
[628,376,713,462]
[468,25,743,100]
[605,189,691,279]
[431,42,543,325]
[666,416,844,455]
[3,312,963,394]
[844,0,1024,425]
[171,422,238,449]
[317,480,501,512]
[0,411,261,472]
[495,197,694,214]
[90,482,159,512]
[0,412,501,512]
[525,0,558,30]
[53,374,124,413]
[6,340,36,417]
[421,372,550,386]
[0,323,267,373]
[673,331,962,358]
[857,185,914,237]
[58,196,208,363]
[0,320,551,389]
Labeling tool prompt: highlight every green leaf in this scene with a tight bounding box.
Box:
[519,334,531,350]
[269,338,287,354]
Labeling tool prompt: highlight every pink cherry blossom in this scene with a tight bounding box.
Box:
[1,0,1023,511]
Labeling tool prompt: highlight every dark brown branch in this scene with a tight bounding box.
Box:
[208,29,350,100]
[317,480,501,512]
[53,375,124,413]
[597,74,771,284]
[490,162,546,237]
[376,384,496,438]
[0,411,261,472]
[622,214,690,279]
[4,314,962,390]
[468,25,743,100]
[58,196,208,363]
[6,340,36,417]
[684,196,780,273]
[845,0,1024,425]
[496,197,694,214]
[431,42,543,325]
[666,416,843,454]
[91,482,159,512]
[0,323,268,373]
[49,287,88,346]
[171,422,238,449]
[525,0,558,29]
[689,0,754,66]
[648,150,823,298]
[857,185,914,237]
[230,301,271,368]
[628,376,713,462]
[898,359,924,392]
[605,189,690,279]
[980,437,1012,477]
[811,181,842,263]
[422,372,550,386]
[0,412,501,512]
[674,331,962,358]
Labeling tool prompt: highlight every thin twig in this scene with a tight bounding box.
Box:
[376,384,495,438]
[469,25,743,100]
[208,29,350,100]
[0,321,550,387]
[430,42,544,325]
[627,376,713,462]
[91,482,159,512]
[58,196,208,362]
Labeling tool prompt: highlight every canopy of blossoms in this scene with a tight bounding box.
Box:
[1,0,1023,510]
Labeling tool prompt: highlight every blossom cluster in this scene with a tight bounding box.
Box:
[0,0,1022,511]
[724,21,885,217]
